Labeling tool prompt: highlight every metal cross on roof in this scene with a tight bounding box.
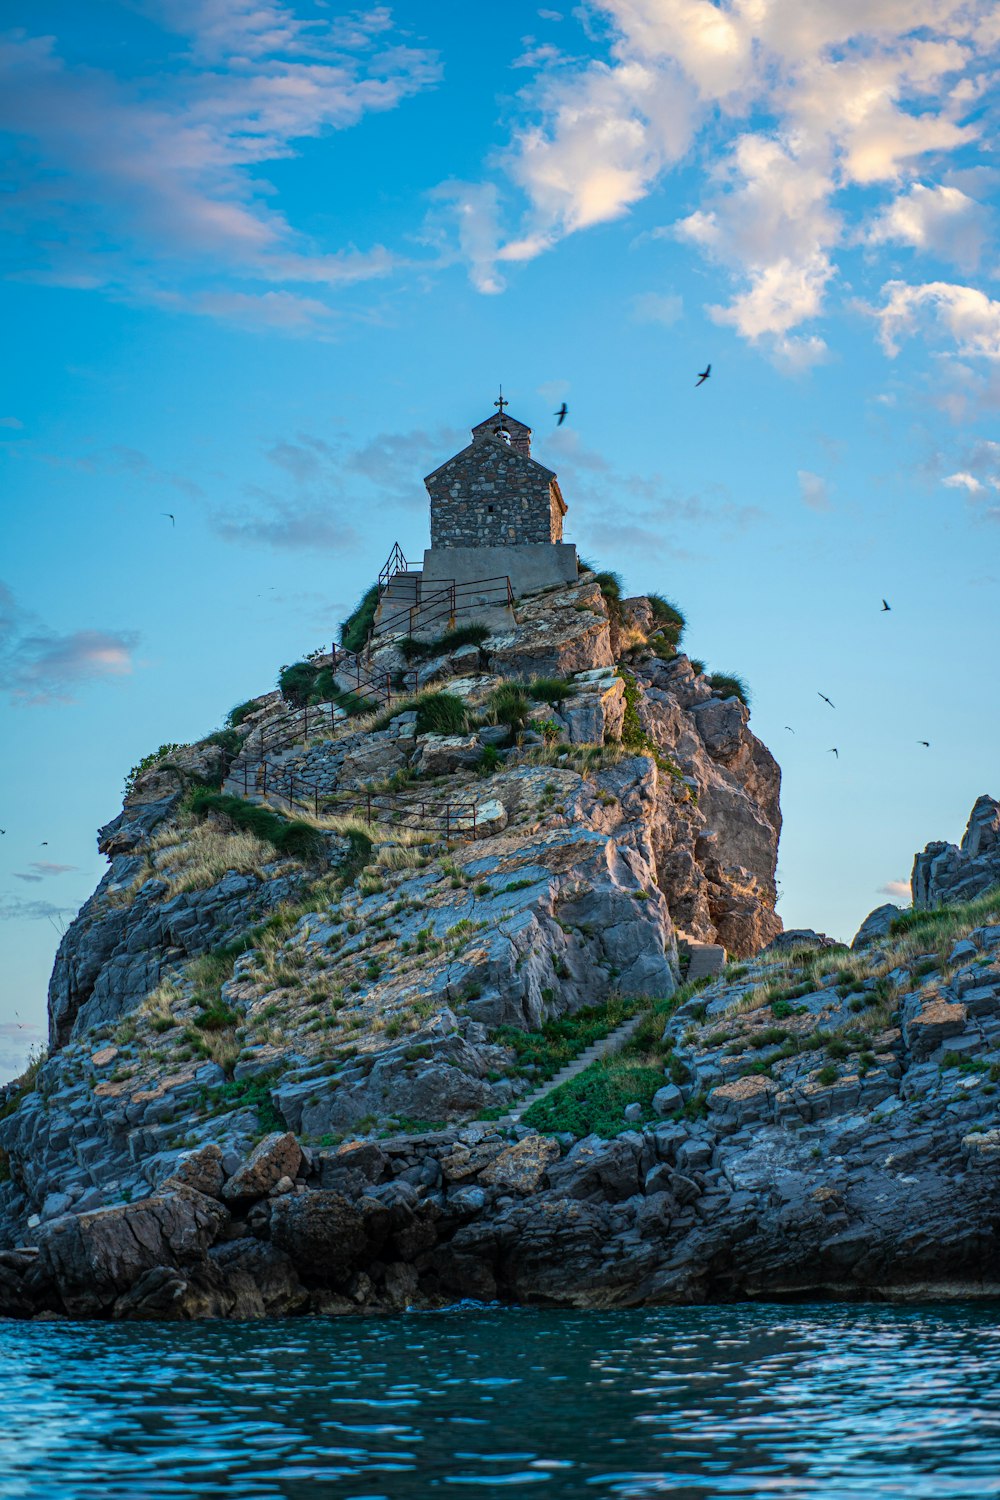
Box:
[494,386,508,416]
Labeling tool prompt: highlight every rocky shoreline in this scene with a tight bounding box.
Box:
[2,567,999,1321]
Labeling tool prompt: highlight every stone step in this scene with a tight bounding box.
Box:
[504,1010,647,1124]
[686,944,727,981]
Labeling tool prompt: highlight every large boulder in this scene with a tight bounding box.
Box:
[37,1187,228,1317]
[268,1191,366,1282]
[223,1133,303,1201]
[852,903,902,950]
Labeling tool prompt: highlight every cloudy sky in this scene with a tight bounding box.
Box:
[2,0,999,1076]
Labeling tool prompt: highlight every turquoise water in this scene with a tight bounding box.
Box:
[1,1305,998,1498]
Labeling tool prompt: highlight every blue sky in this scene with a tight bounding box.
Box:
[2,0,999,1076]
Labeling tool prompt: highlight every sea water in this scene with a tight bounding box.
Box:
[2,1304,999,1498]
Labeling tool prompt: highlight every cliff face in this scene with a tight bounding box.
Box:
[0,569,785,1297]
[912,796,1000,910]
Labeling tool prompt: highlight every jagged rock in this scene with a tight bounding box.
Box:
[411,735,482,775]
[223,1133,303,1201]
[161,1144,226,1198]
[268,1191,366,1281]
[210,1238,309,1316]
[912,795,1000,910]
[904,998,968,1060]
[852,904,902,949]
[37,1187,228,1317]
[112,1263,235,1321]
[764,929,840,954]
[479,1135,560,1193]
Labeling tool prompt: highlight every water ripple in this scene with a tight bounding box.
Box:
[1,1305,999,1498]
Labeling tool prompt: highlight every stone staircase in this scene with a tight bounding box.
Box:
[676,932,727,983]
[504,1011,647,1124]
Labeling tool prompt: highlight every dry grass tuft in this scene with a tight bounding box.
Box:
[147,817,274,896]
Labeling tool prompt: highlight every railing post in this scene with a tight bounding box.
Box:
[445,804,450,840]
[304,703,308,740]
[314,786,318,816]
[473,804,477,837]
[366,789,372,824]
[262,760,267,796]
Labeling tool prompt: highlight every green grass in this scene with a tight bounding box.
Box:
[204,1074,285,1133]
[647,594,686,646]
[707,672,751,708]
[491,993,643,1084]
[340,583,379,655]
[486,682,530,730]
[188,788,322,860]
[226,699,258,728]
[528,677,577,708]
[889,886,1000,942]
[522,1057,665,1136]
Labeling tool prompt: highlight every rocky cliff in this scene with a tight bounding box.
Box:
[0,569,781,1270]
[1,573,998,1318]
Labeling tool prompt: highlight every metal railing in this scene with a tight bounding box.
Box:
[369,575,515,648]
[231,754,481,838]
[377,541,410,596]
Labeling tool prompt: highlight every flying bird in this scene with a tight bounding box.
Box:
[881,598,891,612]
[828,748,839,758]
[818,692,836,708]
[40,841,48,846]
[0,829,5,835]
[162,513,175,526]
[784,726,795,733]
[918,740,930,747]
[554,403,568,425]
[695,364,711,386]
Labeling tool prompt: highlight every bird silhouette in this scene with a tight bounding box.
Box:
[828,747,839,758]
[918,740,930,747]
[696,364,711,386]
[784,726,795,733]
[818,692,835,708]
[40,841,48,846]
[0,828,5,835]
[554,403,568,425]
[162,513,175,526]
[881,598,891,612]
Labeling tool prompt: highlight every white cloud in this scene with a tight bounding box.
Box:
[444,0,994,359]
[0,12,439,321]
[0,416,23,429]
[943,471,985,493]
[798,469,830,511]
[630,290,682,325]
[878,880,910,899]
[866,183,989,270]
[875,280,1000,359]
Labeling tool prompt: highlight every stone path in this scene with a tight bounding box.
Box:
[504,1011,647,1124]
[686,943,727,981]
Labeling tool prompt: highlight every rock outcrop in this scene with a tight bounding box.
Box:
[3,903,1000,1319]
[912,795,1000,910]
[0,566,787,1296]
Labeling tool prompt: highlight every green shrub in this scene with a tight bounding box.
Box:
[188,789,321,860]
[689,658,706,676]
[708,672,751,707]
[340,584,379,655]
[278,660,318,707]
[491,994,641,1084]
[477,744,501,776]
[414,692,468,735]
[816,1063,838,1085]
[124,743,183,799]
[647,594,686,645]
[204,728,241,757]
[205,1075,285,1133]
[226,700,258,729]
[487,683,530,730]
[529,677,577,708]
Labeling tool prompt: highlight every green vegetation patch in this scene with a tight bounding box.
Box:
[226,699,258,729]
[486,683,530,731]
[491,993,643,1084]
[647,594,686,647]
[889,886,1000,942]
[528,677,577,708]
[707,672,751,708]
[124,743,184,799]
[205,1074,285,1134]
[523,1057,665,1137]
[188,788,321,860]
[340,584,380,655]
